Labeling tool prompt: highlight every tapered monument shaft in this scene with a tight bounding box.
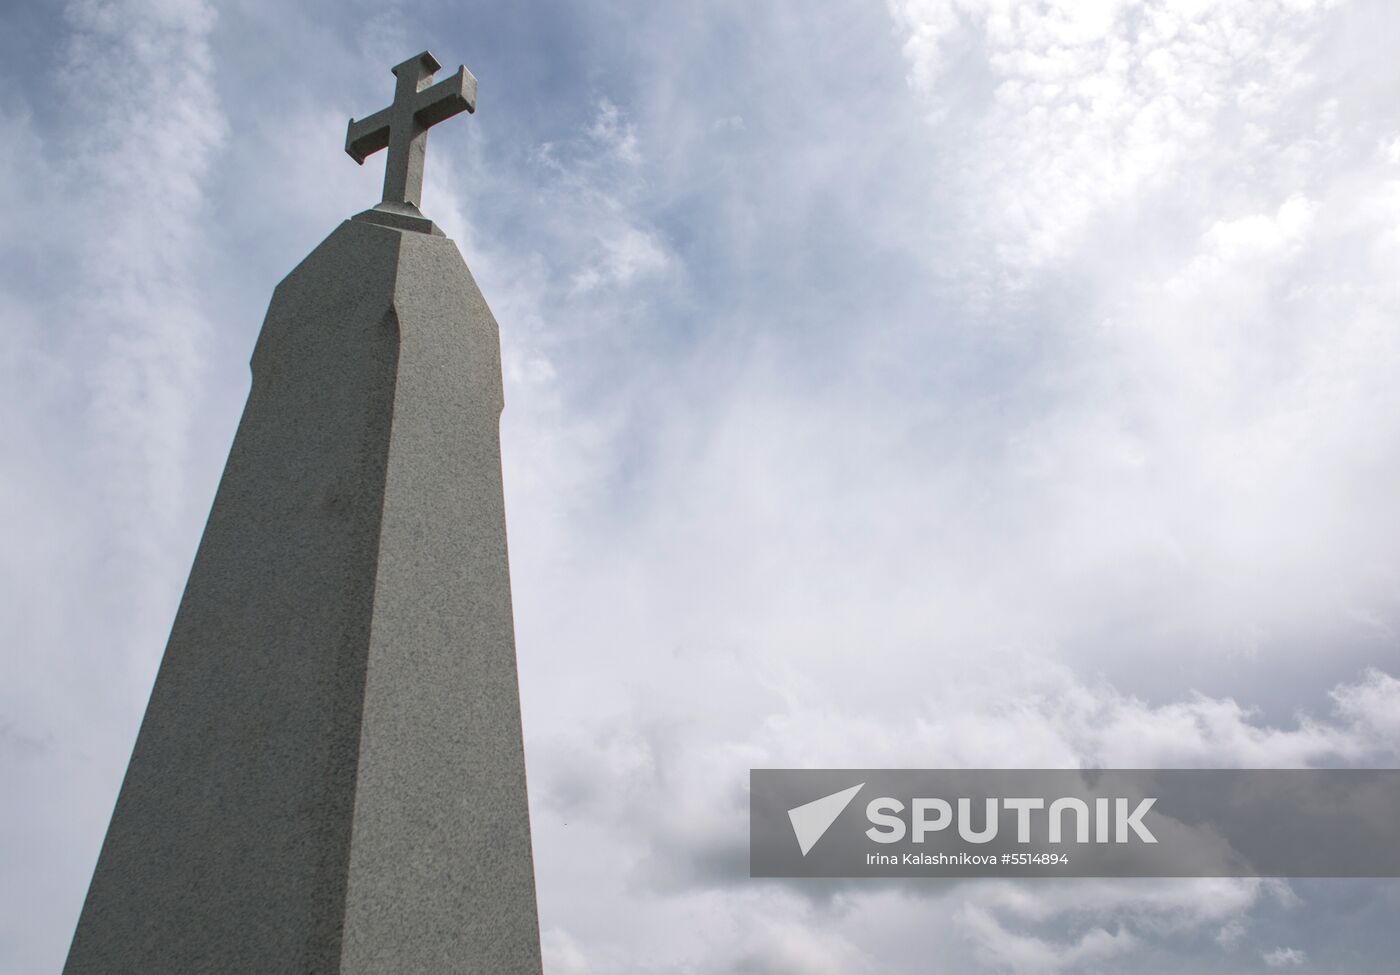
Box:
[63,209,544,973]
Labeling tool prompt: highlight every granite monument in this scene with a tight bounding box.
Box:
[63,51,544,974]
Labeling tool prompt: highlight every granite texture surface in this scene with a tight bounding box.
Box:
[63,213,543,974]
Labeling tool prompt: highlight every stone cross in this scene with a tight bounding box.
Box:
[346,51,477,209]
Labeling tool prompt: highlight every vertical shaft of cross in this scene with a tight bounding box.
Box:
[383,57,432,208]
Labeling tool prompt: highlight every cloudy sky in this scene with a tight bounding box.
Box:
[5,0,1400,971]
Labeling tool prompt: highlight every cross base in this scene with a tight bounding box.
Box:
[352,201,445,236]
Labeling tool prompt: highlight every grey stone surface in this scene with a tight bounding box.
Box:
[354,201,444,236]
[346,51,476,209]
[63,210,543,974]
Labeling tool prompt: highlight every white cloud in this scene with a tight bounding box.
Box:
[543,99,672,293]
[869,0,1400,690]
[57,0,228,654]
[888,0,1343,265]
[955,875,1297,972]
[530,659,1390,971]
[958,903,1138,974]
[589,97,643,166]
[570,224,670,293]
[1263,945,1308,967]
[1171,195,1318,290]
[541,927,593,975]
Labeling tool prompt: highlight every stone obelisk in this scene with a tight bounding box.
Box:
[64,52,543,974]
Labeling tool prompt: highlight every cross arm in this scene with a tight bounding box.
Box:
[345,106,394,164]
[413,65,477,129]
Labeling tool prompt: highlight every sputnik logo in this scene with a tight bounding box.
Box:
[787,783,865,856]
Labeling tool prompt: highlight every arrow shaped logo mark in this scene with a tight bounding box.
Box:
[787,783,865,856]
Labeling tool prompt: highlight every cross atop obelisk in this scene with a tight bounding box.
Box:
[65,50,543,975]
[346,51,477,208]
